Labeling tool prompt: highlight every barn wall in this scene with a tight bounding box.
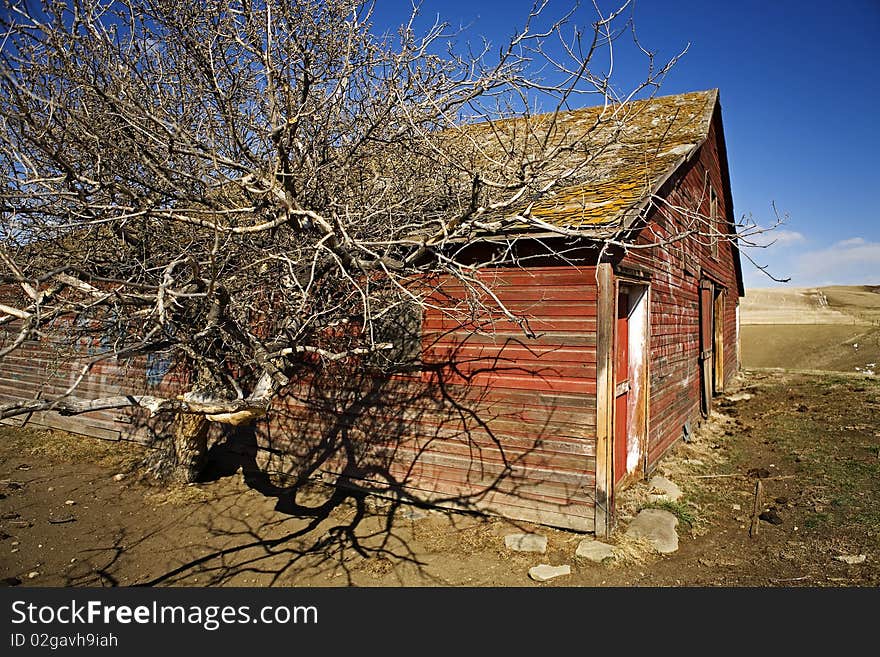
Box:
[257,266,600,532]
[421,266,599,529]
[0,329,182,441]
[616,109,741,470]
[2,267,600,532]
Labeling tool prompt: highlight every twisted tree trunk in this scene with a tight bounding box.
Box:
[170,412,211,484]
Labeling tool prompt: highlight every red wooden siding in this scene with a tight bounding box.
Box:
[257,266,600,531]
[0,331,181,441]
[616,109,741,471]
[2,267,600,532]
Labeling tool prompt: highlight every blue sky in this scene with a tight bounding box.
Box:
[372,0,880,289]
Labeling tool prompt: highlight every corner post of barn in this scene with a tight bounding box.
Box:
[594,262,615,538]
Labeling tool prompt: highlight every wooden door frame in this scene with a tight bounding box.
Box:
[699,278,728,416]
[595,265,650,538]
[699,279,714,417]
[613,287,630,486]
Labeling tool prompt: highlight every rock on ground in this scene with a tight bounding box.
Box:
[647,476,683,502]
[504,533,548,553]
[834,554,866,564]
[528,564,571,582]
[575,539,616,563]
[398,506,430,520]
[625,508,680,554]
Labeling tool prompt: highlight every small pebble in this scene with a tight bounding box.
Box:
[27,571,39,579]
[64,500,76,506]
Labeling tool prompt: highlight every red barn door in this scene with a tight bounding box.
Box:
[614,290,630,483]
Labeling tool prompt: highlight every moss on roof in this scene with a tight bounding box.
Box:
[459,89,718,231]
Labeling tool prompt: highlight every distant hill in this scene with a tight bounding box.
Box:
[741,285,880,325]
[740,285,879,373]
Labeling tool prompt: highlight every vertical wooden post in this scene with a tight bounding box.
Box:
[749,479,764,538]
[594,263,615,538]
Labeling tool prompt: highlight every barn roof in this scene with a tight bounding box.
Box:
[458,88,720,233]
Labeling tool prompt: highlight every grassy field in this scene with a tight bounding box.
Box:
[820,286,880,325]
[741,285,880,325]
[741,325,880,372]
[741,285,880,372]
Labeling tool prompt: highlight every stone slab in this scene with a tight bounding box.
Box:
[528,564,571,582]
[504,533,548,553]
[625,508,679,554]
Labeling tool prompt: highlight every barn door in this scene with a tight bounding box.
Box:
[699,280,714,417]
[713,288,725,394]
[613,289,630,484]
[613,283,649,484]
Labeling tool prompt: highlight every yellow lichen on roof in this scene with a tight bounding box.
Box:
[458,89,718,231]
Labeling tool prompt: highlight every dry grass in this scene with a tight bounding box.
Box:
[607,533,658,566]
[741,325,880,372]
[741,285,880,326]
[614,399,740,544]
[409,513,503,555]
[145,483,216,506]
[602,406,740,566]
[740,285,880,371]
[822,286,880,324]
[0,424,145,472]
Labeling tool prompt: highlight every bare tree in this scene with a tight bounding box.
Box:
[0,0,775,483]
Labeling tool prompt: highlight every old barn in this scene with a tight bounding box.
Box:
[0,89,743,536]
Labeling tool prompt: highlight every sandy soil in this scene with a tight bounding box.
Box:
[1,369,878,588]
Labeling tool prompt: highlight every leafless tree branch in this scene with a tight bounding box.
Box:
[0,0,780,481]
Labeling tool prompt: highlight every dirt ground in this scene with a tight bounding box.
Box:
[1,369,878,588]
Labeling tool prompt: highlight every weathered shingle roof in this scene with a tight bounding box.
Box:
[459,89,718,233]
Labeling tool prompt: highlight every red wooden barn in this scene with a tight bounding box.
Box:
[377,87,743,535]
[0,89,743,536]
